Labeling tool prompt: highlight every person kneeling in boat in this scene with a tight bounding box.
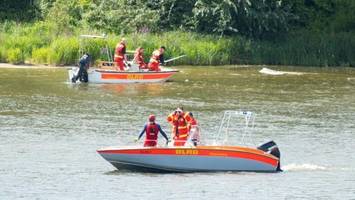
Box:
[187,112,201,146]
[148,46,165,72]
[72,53,91,83]
[167,107,190,146]
[133,47,147,69]
[114,38,127,71]
[136,114,169,147]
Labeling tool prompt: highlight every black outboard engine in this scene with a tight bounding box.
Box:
[257,141,282,171]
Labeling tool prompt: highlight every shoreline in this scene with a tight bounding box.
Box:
[0,62,263,69]
[1,62,354,71]
[0,63,73,69]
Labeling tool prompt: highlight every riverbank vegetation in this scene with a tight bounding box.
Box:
[0,0,354,67]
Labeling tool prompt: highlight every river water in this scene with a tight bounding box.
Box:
[1,66,355,199]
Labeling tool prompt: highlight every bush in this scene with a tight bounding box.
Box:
[0,44,6,62]
[1,22,52,63]
[32,47,50,64]
[249,31,355,67]
[0,21,354,67]
[6,48,24,64]
[0,50,5,62]
[5,36,44,59]
[48,37,79,65]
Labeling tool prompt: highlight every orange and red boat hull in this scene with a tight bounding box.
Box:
[97,146,280,172]
[68,68,178,84]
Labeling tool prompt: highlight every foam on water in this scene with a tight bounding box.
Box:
[259,67,305,75]
[282,163,327,171]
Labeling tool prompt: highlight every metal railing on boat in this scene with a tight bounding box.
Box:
[214,110,256,147]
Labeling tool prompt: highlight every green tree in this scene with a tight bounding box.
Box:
[145,0,196,31]
[193,0,295,38]
[331,0,355,32]
[83,0,159,34]
[0,0,39,21]
[45,0,94,34]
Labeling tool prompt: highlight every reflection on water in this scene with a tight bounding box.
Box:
[1,66,355,199]
[100,83,165,95]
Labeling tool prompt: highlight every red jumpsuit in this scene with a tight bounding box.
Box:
[188,118,198,131]
[188,117,200,146]
[114,42,126,71]
[148,50,161,72]
[134,51,147,69]
[167,112,191,146]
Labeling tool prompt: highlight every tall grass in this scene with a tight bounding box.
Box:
[0,21,354,66]
[48,37,79,65]
[249,31,355,67]
[32,47,50,64]
[6,48,24,64]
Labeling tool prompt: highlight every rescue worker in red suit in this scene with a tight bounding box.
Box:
[133,47,147,69]
[167,107,192,146]
[148,46,165,72]
[187,112,200,146]
[114,38,127,71]
[136,114,169,147]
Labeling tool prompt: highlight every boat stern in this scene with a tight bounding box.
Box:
[257,141,281,171]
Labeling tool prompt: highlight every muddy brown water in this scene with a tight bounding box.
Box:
[1,66,355,199]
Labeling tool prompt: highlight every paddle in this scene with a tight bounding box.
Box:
[163,55,186,64]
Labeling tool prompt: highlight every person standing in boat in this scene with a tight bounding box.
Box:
[136,114,169,147]
[167,107,191,146]
[71,53,91,83]
[187,112,201,146]
[148,46,165,72]
[133,47,147,69]
[114,38,127,71]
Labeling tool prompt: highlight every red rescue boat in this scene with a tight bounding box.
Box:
[68,68,178,84]
[97,143,280,172]
[67,34,180,84]
[97,111,282,172]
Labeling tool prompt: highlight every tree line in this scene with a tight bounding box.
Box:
[0,0,354,66]
[1,0,354,39]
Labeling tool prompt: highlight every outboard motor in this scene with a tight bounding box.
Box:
[257,140,282,171]
[69,67,79,80]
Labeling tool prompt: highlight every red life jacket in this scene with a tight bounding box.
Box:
[190,118,197,126]
[188,118,197,131]
[114,42,126,59]
[150,50,161,63]
[145,123,159,141]
[167,113,188,138]
[134,51,145,66]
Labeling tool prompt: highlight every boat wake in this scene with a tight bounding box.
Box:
[282,163,327,171]
[259,67,304,75]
